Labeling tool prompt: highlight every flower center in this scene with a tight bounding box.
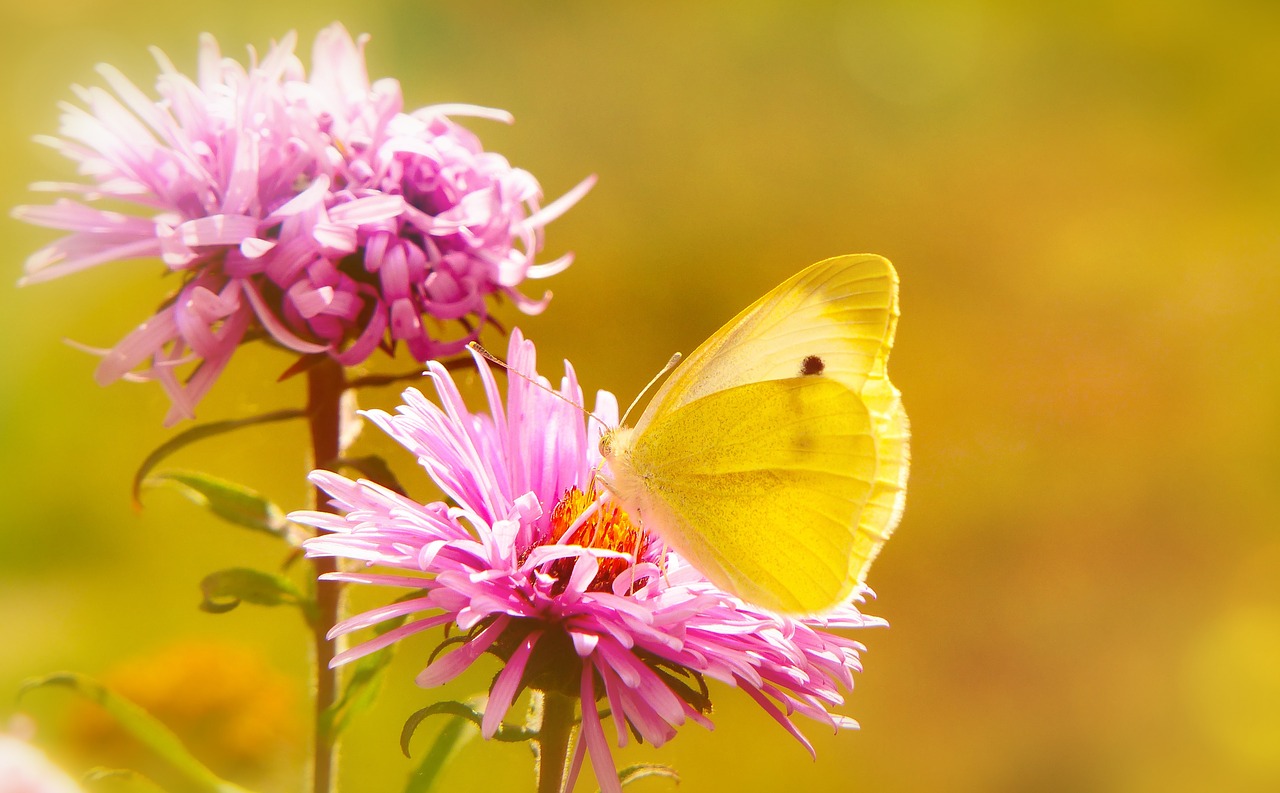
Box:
[545,482,646,592]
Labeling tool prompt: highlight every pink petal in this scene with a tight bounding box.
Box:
[570,630,600,658]
[310,23,370,102]
[328,596,436,638]
[320,571,432,589]
[737,681,816,760]
[415,615,509,687]
[12,200,154,234]
[288,283,337,319]
[327,194,406,225]
[331,293,386,365]
[20,236,161,284]
[94,310,179,383]
[331,614,451,666]
[313,222,358,254]
[482,630,540,739]
[222,130,260,215]
[420,103,514,124]
[265,174,331,221]
[522,173,596,230]
[239,279,329,353]
[597,662,630,747]
[525,252,574,280]
[175,214,260,247]
[240,237,276,258]
[580,663,622,793]
[562,726,587,793]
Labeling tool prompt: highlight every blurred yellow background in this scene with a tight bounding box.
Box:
[3,1,1279,791]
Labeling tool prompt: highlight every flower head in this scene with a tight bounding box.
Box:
[66,641,300,788]
[0,719,84,793]
[15,24,593,424]
[292,332,883,791]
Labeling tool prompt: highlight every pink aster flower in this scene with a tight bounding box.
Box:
[291,331,884,792]
[0,719,84,793]
[14,23,593,424]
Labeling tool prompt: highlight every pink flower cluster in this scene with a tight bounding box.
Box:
[292,332,882,792]
[15,24,592,423]
[0,722,83,793]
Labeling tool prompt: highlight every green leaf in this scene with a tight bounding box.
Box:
[143,471,291,539]
[401,698,537,756]
[131,409,306,507]
[615,763,681,790]
[19,674,254,793]
[334,455,408,496]
[198,567,315,624]
[401,715,478,793]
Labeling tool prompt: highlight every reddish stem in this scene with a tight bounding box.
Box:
[307,357,346,793]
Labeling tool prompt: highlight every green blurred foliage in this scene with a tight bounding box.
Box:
[2,1,1279,791]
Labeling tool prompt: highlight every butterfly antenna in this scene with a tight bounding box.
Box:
[467,341,610,430]
[619,352,683,427]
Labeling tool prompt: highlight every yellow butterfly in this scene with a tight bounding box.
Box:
[599,254,909,615]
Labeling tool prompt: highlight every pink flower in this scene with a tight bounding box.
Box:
[292,332,883,792]
[14,24,593,424]
[0,721,84,793]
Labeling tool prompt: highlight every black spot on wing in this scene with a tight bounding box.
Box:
[800,355,825,376]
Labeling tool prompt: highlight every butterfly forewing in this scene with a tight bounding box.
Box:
[633,254,899,434]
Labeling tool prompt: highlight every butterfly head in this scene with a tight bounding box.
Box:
[596,425,645,512]
[597,425,635,464]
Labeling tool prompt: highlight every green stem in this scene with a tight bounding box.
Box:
[307,358,346,793]
[535,692,577,793]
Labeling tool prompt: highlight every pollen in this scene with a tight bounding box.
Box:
[547,482,646,591]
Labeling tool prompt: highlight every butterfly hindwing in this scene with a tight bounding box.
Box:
[855,371,909,582]
[627,376,877,614]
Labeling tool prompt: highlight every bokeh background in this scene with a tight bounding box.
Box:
[2,2,1279,791]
